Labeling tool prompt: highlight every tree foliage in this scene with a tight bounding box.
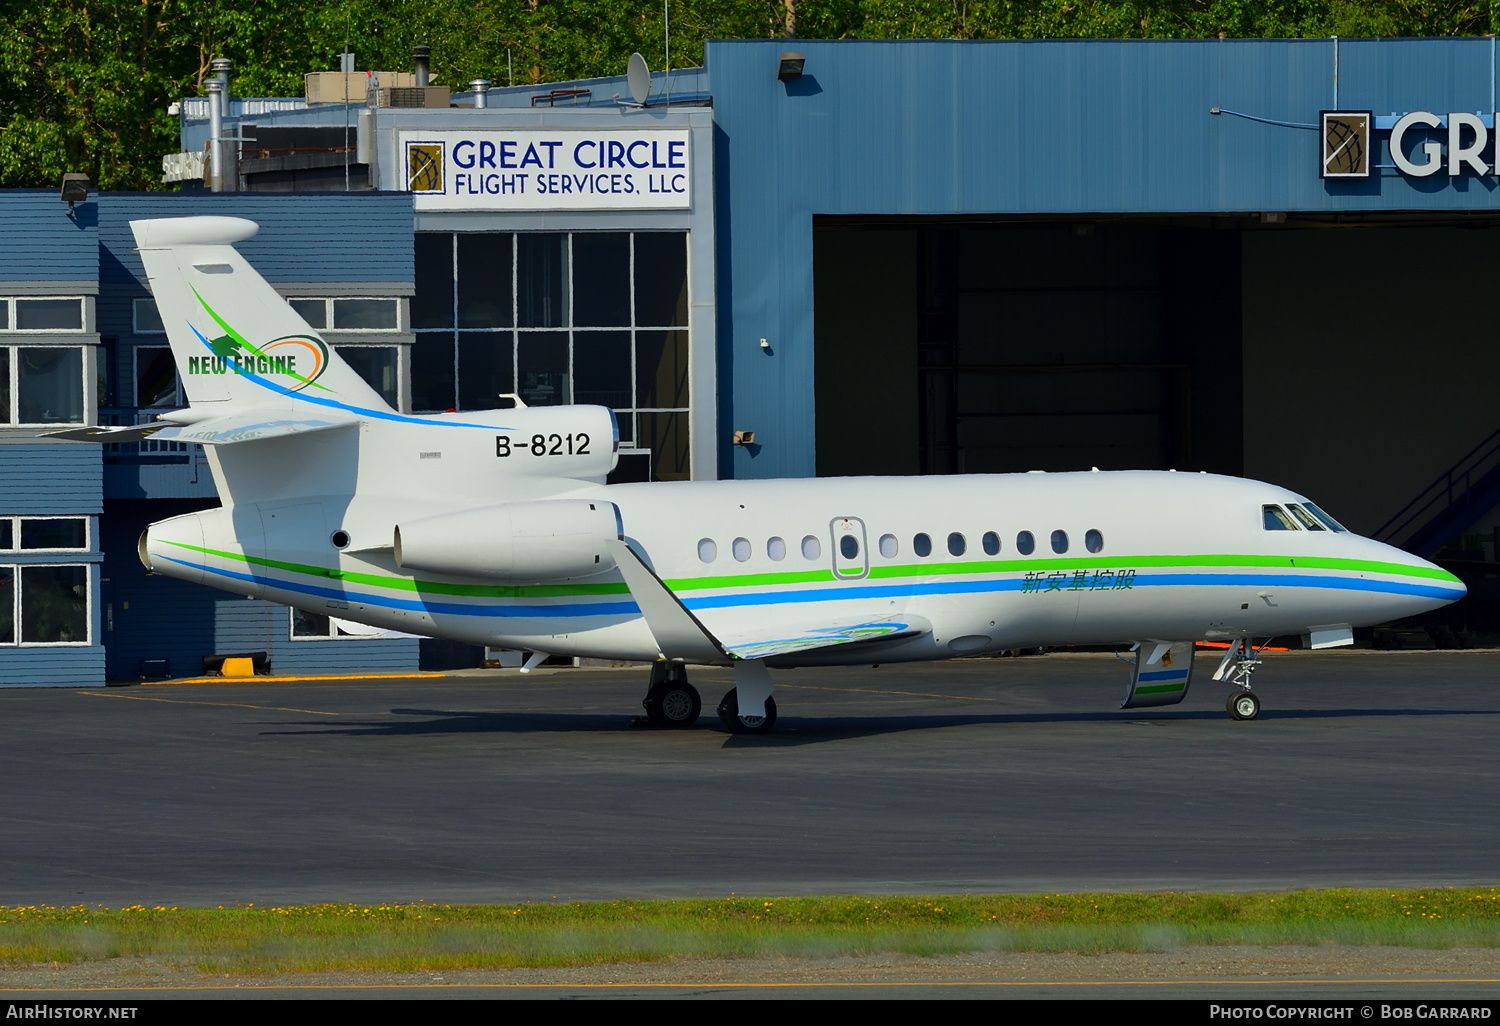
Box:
[1,0,1495,190]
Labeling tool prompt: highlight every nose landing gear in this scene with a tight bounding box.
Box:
[1213,638,1271,720]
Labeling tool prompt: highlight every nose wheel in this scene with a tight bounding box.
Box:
[1226,690,1260,720]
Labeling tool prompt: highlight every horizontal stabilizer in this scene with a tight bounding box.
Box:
[716,617,928,661]
[48,410,354,446]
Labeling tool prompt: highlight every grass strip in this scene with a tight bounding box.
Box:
[2,888,1499,974]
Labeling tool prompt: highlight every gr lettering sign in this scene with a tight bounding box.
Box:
[1321,110,1500,179]
[401,129,691,211]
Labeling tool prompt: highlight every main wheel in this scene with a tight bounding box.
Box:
[716,687,778,735]
[643,681,701,727]
[1227,691,1260,721]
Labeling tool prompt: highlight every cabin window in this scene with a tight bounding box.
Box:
[1016,531,1035,555]
[1051,530,1069,554]
[913,533,932,557]
[1303,502,1347,532]
[732,537,751,562]
[697,538,717,562]
[839,535,859,559]
[947,533,966,556]
[767,536,786,561]
[1285,504,1325,531]
[1085,529,1104,553]
[879,534,898,558]
[982,532,1000,556]
[1263,505,1299,531]
[801,535,821,560]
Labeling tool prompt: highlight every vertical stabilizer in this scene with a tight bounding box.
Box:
[131,217,392,414]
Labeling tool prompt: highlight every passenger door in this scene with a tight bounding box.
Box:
[829,516,869,580]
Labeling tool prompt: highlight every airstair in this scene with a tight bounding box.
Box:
[1373,427,1500,557]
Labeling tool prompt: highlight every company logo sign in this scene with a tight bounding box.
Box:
[399,129,692,211]
[187,333,330,393]
[1321,109,1500,180]
[1321,111,1371,178]
[407,141,444,193]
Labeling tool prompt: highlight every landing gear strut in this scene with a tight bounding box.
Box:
[641,662,701,728]
[1213,638,1271,721]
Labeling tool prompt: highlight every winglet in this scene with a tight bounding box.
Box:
[605,538,728,665]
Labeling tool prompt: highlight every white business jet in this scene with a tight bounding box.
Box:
[56,217,1466,731]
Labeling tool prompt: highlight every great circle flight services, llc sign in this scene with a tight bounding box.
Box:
[402,130,692,211]
[1321,110,1500,179]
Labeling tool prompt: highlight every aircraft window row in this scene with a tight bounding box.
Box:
[695,528,1107,563]
[1263,503,1348,532]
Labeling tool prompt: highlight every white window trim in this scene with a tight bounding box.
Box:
[3,345,89,427]
[0,562,92,646]
[0,297,88,334]
[289,606,397,641]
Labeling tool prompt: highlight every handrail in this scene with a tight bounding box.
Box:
[1373,425,1500,547]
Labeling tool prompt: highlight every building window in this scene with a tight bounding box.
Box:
[0,298,85,333]
[132,298,165,334]
[0,563,90,645]
[134,345,181,407]
[1,346,85,425]
[334,346,399,408]
[289,607,401,641]
[414,231,691,480]
[287,298,401,333]
[4,517,90,552]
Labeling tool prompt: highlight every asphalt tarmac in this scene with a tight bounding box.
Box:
[1,650,1497,906]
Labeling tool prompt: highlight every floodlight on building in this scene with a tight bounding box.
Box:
[777,52,804,81]
[59,173,89,207]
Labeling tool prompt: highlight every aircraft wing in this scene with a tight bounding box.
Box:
[711,617,928,661]
[606,538,929,663]
[47,410,353,446]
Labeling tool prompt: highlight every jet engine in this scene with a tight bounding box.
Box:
[394,499,622,581]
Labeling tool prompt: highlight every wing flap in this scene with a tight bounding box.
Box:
[714,616,930,661]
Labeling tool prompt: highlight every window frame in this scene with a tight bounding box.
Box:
[132,344,182,408]
[3,516,91,553]
[132,297,166,334]
[3,345,89,426]
[289,297,403,334]
[0,297,87,334]
[0,561,93,646]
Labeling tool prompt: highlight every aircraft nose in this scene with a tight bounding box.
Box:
[1385,544,1466,611]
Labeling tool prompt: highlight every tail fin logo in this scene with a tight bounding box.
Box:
[187,333,330,393]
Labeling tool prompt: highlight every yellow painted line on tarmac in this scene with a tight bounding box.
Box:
[3,977,1497,992]
[777,683,997,703]
[144,673,446,686]
[77,691,342,717]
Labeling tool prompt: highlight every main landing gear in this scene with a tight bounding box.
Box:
[1212,638,1270,721]
[641,661,701,728]
[716,688,778,735]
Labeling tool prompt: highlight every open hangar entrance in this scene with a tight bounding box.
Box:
[812,214,1500,558]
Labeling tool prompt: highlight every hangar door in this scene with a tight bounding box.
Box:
[813,221,1242,479]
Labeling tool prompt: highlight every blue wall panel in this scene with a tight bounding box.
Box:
[97,192,415,292]
[705,38,1500,478]
[0,192,97,283]
[0,442,101,514]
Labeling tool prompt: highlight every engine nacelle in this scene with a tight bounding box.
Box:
[394,499,621,581]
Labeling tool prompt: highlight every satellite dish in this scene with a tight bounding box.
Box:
[627,52,650,105]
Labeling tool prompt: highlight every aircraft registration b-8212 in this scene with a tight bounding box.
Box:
[56,217,1467,732]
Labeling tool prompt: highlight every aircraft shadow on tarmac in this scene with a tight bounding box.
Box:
[258,705,1498,747]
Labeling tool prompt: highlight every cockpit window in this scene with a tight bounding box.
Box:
[1303,501,1348,532]
[1263,504,1299,531]
[1285,504,1325,531]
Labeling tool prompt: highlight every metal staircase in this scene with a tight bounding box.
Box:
[1373,427,1500,557]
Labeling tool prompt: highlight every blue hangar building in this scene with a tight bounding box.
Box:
[3,36,1498,685]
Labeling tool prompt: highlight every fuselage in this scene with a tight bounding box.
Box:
[143,419,1464,666]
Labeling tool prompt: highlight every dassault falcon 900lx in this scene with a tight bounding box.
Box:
[55,217,1466,733]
